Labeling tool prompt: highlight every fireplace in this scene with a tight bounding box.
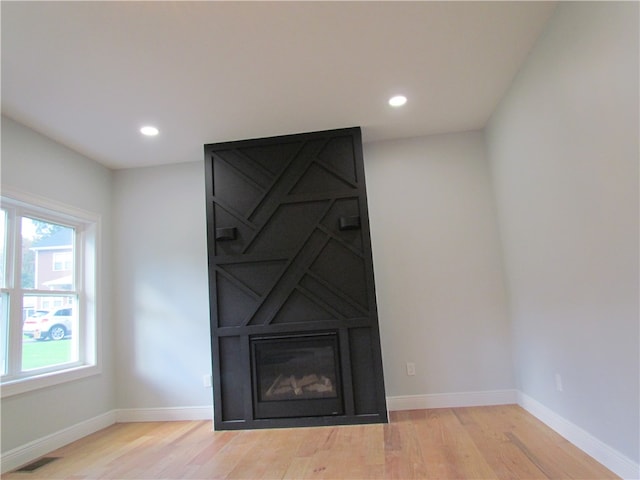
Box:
[205,127,387,429]
[251,332,343,419]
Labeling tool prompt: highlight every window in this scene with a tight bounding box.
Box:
[52,252,73,272]
[1,191,100,396]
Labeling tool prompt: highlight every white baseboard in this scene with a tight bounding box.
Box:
[1,410,116,474]
[518,392,640,480]
[387,389,518,411]
[115,405,213,423]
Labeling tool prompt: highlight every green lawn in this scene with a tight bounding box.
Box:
[22,339,73,370]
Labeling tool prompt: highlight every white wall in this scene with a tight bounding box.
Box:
[1,116,115,452]
[112,163,212,410]
[487,1,639,463]
[364,131,514,397]
[110,132,514,411]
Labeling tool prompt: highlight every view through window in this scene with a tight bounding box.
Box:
[1,196,97,392]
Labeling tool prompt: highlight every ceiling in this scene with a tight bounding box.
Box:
[1,1,556,170]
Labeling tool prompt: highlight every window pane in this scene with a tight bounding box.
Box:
[0,293,7,375]
[0,209,7,289]
[22,219,74,290]
[22,295,78,370]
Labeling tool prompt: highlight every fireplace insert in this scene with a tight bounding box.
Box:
[251,332,344,419]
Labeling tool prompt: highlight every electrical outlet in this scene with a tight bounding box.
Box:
[406,362,416,376]
[203,374,212,388]
[555,373,563,392]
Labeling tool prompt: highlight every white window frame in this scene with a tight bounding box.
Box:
[0,188,101,397]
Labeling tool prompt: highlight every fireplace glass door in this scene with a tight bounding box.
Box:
[251,332,344,419]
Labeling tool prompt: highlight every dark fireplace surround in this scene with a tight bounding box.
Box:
[204,127,387,430]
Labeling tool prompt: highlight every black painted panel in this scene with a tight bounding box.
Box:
[349,328,379,415]
[299,274,366,319]
[317,136,358,184]
[247,201,330,254]
[219,260,286,297]
[310,239,368,309]
[215,273,257,328]
[219,336,244,421]
[212,156,263,217]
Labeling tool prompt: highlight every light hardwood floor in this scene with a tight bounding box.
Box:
[4,405,618,479]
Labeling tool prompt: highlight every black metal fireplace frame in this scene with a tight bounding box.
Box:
[250,331,344,420]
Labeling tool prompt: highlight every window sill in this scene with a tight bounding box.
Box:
[1,364,100,398]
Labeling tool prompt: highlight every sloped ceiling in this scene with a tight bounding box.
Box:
[1,1,556,169]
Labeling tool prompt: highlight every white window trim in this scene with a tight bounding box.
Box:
[0,186,101,398]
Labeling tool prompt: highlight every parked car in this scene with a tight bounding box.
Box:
[23,307,74,341]
[22,308,48,321]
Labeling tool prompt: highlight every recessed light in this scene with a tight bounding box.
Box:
[140,126,159,136]
[388,95,407,107]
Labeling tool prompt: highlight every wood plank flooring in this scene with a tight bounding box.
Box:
[4,405,618,479]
